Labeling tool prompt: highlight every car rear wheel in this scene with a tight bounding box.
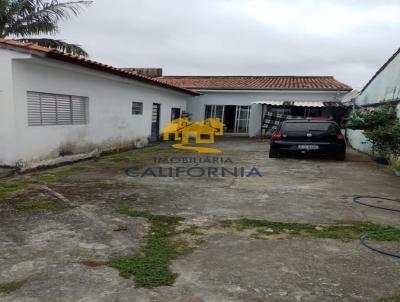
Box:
[335,151,346,161]
[269,148,278,158]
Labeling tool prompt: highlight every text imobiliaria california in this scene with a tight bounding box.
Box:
[124,156,262,178]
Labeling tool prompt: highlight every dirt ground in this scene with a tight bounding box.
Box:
[0,138,399,302]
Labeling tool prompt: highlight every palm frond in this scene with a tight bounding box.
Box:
[5,19,58,37]
[28,1,93,22]
[1,0,92,37]
[16,38,89,57]
[0,0,13,37]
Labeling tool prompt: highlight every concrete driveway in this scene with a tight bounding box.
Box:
[0,138,399,302]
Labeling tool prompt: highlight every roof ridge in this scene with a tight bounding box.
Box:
[158,75,351,91]
[159,75,335,78]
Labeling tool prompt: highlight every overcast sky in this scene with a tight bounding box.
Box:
[55,0,400,89]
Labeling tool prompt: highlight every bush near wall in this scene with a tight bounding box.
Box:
[347,105,400,159]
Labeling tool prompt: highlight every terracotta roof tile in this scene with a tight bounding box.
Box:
[157,76,352,91]
[0,39,199,96]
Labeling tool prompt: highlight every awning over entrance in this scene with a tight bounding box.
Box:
[291,101,324,107]
[252,100,286,106]
[252,100,342,107]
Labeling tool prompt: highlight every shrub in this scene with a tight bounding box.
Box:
[364,121,400,159]
[347,105,397,130]
[390,161,400,171]
[347,105,400,159]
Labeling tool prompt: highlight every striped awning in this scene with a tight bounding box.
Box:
[293,101,324,107]
[252,100,341,107]
[252,100,285,106]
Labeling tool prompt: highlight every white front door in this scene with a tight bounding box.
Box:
[234,106,251,134]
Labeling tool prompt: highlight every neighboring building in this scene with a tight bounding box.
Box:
[0,39,197,168]
[0,39,352,168]
[120,68,163,78]
[158,76,351,137]
[347,48,400,154]
[341,90,360,108]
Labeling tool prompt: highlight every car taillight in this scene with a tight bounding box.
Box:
[273,132,283,140]
[337,133,344,140]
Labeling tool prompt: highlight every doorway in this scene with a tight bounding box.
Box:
[224,105,236,133]
[151,103,160,141]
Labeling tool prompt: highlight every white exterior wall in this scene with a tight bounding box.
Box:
[2,53,189,167]
[357,52,400,105]
[0,50,31,165]
[0,50,15,166]
[187,90,345,137]
[346,130,373,154]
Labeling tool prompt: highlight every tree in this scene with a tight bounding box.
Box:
[0,0,92,56]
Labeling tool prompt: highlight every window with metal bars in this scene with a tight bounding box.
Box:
[132,101,143,115]
[27,91,88,126]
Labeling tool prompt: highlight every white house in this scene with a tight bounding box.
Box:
[0,39,198,168]
[158,76,352,136]
[0,39,352,168]
[347,48,400,154]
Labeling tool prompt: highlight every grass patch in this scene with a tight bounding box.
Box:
[0,280,25,294]
[101,144,185,162]
[15,200,54,210]
[378,296,400,302]
[35,166,90,182]
[223,219,400,241]
[103,154,133,162]
[108,203,190,288]
[0,182,27,198]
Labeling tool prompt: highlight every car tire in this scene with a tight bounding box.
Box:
[335,151,346,161]
[269,148,278,158]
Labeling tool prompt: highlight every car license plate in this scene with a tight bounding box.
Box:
[298,145,319,150]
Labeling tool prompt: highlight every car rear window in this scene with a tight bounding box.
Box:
[281,122,338,133]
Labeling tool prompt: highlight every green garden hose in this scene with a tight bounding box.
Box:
[353,196,400,259]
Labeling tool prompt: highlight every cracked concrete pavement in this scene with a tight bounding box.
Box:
[0,138,399,302]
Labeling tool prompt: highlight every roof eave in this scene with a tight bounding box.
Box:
[0,43,45,58]
[46,52,200,96]
[360,48,400,94]
[0,39,199,97]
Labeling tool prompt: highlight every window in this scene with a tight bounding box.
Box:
[171,108,181,120]
[132,102,143,115]
[204,105,224,119]
[27,91,88,126]
[281,122,338,133]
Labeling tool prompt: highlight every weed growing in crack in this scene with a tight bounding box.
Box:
[108,203,192,288]
[0,281,25,294]
[0,182,27,198]
[35,166,90,182]
[15,200,55,210]
[378,295,400,302]
[101,144,182,163]
[223,219,400,241]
